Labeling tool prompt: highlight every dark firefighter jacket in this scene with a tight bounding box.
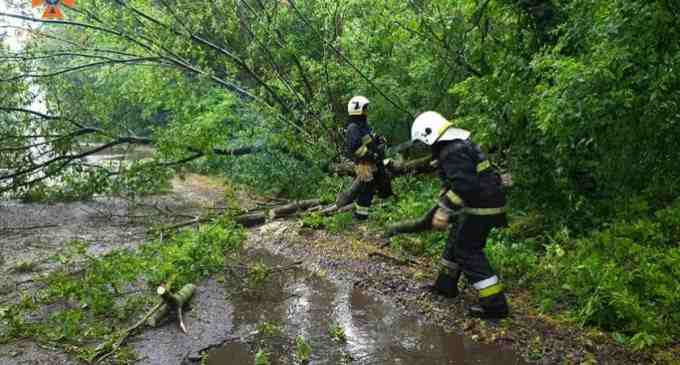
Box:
[436,139,506,210]
[344,117,384,164]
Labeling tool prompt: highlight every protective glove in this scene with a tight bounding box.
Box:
[432,207,451,230]
[432,189,464,230]
[355,161,377,182]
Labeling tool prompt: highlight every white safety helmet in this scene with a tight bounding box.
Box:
[410,111,470,145]
[347,96,370,116]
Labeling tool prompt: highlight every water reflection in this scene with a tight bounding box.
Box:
[209,249,526,365]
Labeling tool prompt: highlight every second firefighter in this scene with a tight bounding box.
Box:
[344,95,392,220]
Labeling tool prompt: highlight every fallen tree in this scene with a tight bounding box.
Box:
[268,199,321,219]
[330,156,437,178]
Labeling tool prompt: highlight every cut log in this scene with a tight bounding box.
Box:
[235,212,266,227]
[383,204,463,243]
[395,156,439,176]
[147,283,196,328]
[330,156,436,178]
[335,179,362,208]
[268,199,321,219]
[330,161,355,176]
[319,202,354,216]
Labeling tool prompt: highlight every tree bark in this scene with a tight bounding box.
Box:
[330,156,437,178]
[235,212,266,227]
[335,179,362,208]
[147,283,196,327]
[268,199,321,219]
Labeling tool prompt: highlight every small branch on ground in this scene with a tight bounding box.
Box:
[94,283,196,362]
[95,302,164,364]
[0,224,59,231]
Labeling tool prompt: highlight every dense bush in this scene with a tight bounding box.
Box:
[533,200,680,349]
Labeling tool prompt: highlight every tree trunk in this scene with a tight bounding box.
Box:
[268,199,321,219]
[235,212,266,227]
[147,284,196,327]
[330,156,437,178]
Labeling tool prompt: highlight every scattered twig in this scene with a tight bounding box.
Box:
[0,224,59,231]
[148,216,206,234]
[95,301,164,363]
[268,261,304,273]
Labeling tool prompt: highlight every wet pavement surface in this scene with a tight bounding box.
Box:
[202,249,526,365]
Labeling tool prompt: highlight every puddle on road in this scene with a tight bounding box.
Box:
[207,249,525,365]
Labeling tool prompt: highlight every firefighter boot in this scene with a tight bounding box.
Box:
[468,291,509,319]
[431,266,460,298]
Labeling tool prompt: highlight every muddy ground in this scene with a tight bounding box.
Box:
[249,222,666,365]
[0,176,676,364]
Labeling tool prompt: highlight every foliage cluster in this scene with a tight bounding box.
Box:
[0,216,245,362]
[301,210,354,234]
[531,201,680,350]
[4,0,679,203]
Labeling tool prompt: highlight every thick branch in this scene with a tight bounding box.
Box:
[0,127,100,153]
[331,156,436,177]
[0,51,140,63]
[1,57,165,82]
[0,107,111,134]
[0,12,157,54]
[239,0,315,100]
[0,137,147,183]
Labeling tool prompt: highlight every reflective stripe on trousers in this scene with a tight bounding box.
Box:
[473,275,503,297]
[354,203,369,217]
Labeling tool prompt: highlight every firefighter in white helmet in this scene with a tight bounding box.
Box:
[344,96,392,220]
[411,111,509,319]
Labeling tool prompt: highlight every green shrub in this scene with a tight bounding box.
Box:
[372,175,441,226]
[323,212,354,234]
[301,212,325,229]
[655,200,680,246]
[294,335,312,363]
[534,203,680,349]
[486,231,539,287]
